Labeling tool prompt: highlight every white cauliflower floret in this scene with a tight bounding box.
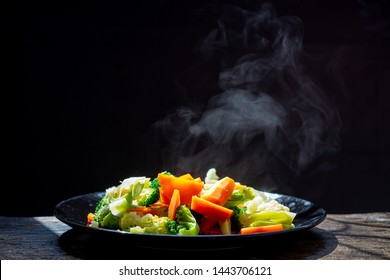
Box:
[244,195,290,214]
[119,211,143,230]
[205,168,219,184]
[105,186,119,196]
[119,212,171,234]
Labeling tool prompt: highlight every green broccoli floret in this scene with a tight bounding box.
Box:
[224,185,256,208]
[162,205,200,235]
[231,205,246,231]
[118,203,199,235]
[136,178,160,207]
[93,188,135,229]
[93,195,120,229]
[167,219,179,235]
[136,171,172,207]
[94,197,104,213]
[101,212,120,229]
[173,205,200,236]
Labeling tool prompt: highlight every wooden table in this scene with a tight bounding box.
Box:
[1,213,389,259]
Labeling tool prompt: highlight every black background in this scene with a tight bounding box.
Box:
[5,0,390,216]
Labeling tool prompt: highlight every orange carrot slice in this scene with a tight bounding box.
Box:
[191,196,233,222]
[87,212,94,223]
[201,176,235,206]
[158,173,203,205]
[159,187,170,205]
[239,224,284,234]
[168,189,181,220]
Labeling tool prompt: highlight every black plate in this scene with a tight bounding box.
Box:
[54,192,326,250]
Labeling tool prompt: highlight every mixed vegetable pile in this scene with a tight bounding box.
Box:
[87,168,296,235]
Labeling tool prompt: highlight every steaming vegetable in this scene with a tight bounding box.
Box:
[120,212,172,234]
[136,177,161,207]
[200,176,235,206]
[169,205,200,236]
[87,168,296,235]
[240,224,284,234]
[91,194,120,229]
[158,172,204,205]
[90,176,152,228]
[231,205,296,230]
[223,183,257,208]
[191,196,233,222]
[168,189,181,220]
[204,168,219,184]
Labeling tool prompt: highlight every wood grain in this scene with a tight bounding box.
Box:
[1,213,389,259]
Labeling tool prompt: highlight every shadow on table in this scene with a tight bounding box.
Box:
[58,227,338,260]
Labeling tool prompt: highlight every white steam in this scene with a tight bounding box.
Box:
[150,4,340,190]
